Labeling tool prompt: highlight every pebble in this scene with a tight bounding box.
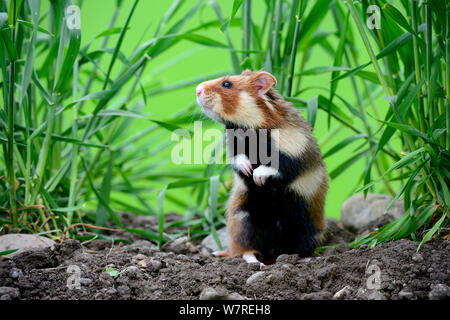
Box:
[333,285,353,300]
[276,254,299,264]
[411,253,423,263]
[199,287,246,300]
[0,234,56,257]
[0,287,20,299]
[356,288,386,300]
[398,289,414,299]
[428,283,450,300]
[247,262,261,271]
[79,278,92,286]
[302,291,333,300]
[246,271,265,285]
[9,268,22,279]
[133,254,147,261]
[340,193,404,231]
[149,259,163,272]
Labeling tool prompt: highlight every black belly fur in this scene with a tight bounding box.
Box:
[237,174,318,263]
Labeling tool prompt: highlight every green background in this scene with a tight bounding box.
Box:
[72,0,393,218]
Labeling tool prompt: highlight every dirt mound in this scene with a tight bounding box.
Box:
[0,235,449,300]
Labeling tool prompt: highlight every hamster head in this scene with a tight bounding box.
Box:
[196,70,280,128]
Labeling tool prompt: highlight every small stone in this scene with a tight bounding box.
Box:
[137,260,147,269]
[333,285,353,300]
[0,287,20,299]
[276,254,299,264]
[247,262,261,271]
[106,288,117,295]
[148,259,162,272]
[199,287,219,300]
[79,278,92,286]
[302,291,333,300]
[340,194,404,232]
[201,227,228,253]
[124,266,139,278]
[246,271,265,285]
[281,263,295,273]
[411,253,423,263]
[428,284,450,300]
[0,234,56,257]
[227,292,247,300]
[267,271,284,284]
[117,285,130,297]
[199,287,246,300]
[356,288,386,300]
[10,268,22,279]
[398,289,414,299]
[133,254,147,261]
[317,264,337,279]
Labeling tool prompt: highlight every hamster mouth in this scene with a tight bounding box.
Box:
[197,97,223,123]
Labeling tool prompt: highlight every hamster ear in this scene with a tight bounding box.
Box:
[241,69,253,75]
[253,72,277,97]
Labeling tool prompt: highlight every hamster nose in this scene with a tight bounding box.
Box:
[196,85,203,97]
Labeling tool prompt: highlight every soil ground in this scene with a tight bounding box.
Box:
[0,214,449,300]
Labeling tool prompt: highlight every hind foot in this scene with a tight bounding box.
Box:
[212,250,230,257]
[243,251,265,268]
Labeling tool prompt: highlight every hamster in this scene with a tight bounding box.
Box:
[196,69,328,265]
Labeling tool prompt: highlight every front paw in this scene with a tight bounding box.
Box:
[253,165,279,186]
[232,154,253,177]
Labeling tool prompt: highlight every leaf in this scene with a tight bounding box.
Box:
[167,178,210,189]
[329,148,372,179]
[417,213,446,251]
[17,18,52,36]
[220,0,243,32]
[0,249,18,256]
[8,0,23,27]
[328,11,349,126]
[297,66,350,76]
[384,162,425,213]
[157,186,167,249]
[103,0,139,90]
[307,96,318,128]
[0,28,18,61]
[105,267,120,278]
[323,133,367,159]
[95,151,114,230]
[376,78,426,155]
[206,175,222,251]
[52,206,83,212]
[332,24,426,83]
[96,109,187,134]
[175,33,228,48]
[382,3,415,34]
[95,27,124,39]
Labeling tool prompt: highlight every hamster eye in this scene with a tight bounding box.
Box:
[221,81,233,89]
